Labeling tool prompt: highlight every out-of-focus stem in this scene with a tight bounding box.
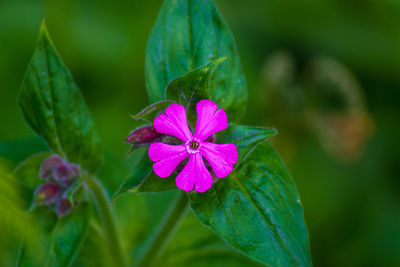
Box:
[88,178,126,267]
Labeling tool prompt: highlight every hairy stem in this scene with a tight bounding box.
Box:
[88,178,126,267]
[136,191,189,267]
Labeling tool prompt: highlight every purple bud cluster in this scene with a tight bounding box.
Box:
[34,155,81,217]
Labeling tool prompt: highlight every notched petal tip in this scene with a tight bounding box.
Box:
[200,142,237,179]
[176,154,213,193]
[195,100,229,141]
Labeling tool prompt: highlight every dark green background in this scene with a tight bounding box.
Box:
[1,0,399,266]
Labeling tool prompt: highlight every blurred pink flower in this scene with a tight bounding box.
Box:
[149,100,237,192]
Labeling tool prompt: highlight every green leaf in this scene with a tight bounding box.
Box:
[113,156,175,202]
[146,0,247,121]
[0,137,48,165]
[217,124,277,166]
[189,142,311,266]
[12,152,52,192]
[131,100,173,122]
[74,222,114,267]
[17,204,90,267]
[18,21,103,174]
[0,168,39,252]
[166,58,226,125]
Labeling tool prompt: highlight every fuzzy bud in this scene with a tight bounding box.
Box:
[39,155,63,180]
[34,183,61,205]
[125,125,163,146]
[56,197,72,217]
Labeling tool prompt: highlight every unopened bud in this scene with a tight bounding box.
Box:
[53,163,69,181]
[69,164,81,179]
[53,163,81,187]
[34,183,61,205]
[125,125,163,146]
[39,155,63,180]
[56,197,72,217]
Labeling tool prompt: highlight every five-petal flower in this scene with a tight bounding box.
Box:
[148,100,238,192]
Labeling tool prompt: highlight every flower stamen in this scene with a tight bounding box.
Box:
[190,141,199,149]
[186,139,201,154]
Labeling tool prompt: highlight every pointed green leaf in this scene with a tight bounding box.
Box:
[131,100,173,122]
[146,0,247,121]
[189,142,311,266]
[217,124,277,166]
[166,58,225,125]
[113,156,176,202]
[18,22,102,174]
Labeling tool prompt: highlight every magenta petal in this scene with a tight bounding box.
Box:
[176,153,213,192]
[153,103,193,142]
[200,142,238,178]
[149,143,188,178]
[194,100,228,141]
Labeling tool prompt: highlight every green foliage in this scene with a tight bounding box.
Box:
[113,154,176,202]
[13,154,91,267]
[0,168,38,266]
[189,142,311,266]
[217,124,277,166]
[13,152,52,194]
[14,22,103,266]
[73,222,114,267]
[8,1,312,266]
[134,1,311,265]
[17,205,90,267]
[155,212,265,267]
[131,100,173,122]
[146,0,247,122]
[166,58,226,125]
[18,21,103,174]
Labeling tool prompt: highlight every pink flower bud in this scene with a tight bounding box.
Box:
[125,125,164,146]
[34,183,61,205]
[39,154,63,180]
[56,197,72,217]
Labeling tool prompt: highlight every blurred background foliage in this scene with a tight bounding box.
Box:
[0,0,399,266]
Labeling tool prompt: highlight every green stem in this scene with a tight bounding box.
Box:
[136,191,189,267]
[88,178,127,267]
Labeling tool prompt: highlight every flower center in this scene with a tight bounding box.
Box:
[190,141,199,149]
[186,139,201,154]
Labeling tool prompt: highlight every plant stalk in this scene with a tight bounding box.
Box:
[88,178,126,267]
[136,191,189,267]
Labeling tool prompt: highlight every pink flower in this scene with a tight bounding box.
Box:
[148,100,238,192]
